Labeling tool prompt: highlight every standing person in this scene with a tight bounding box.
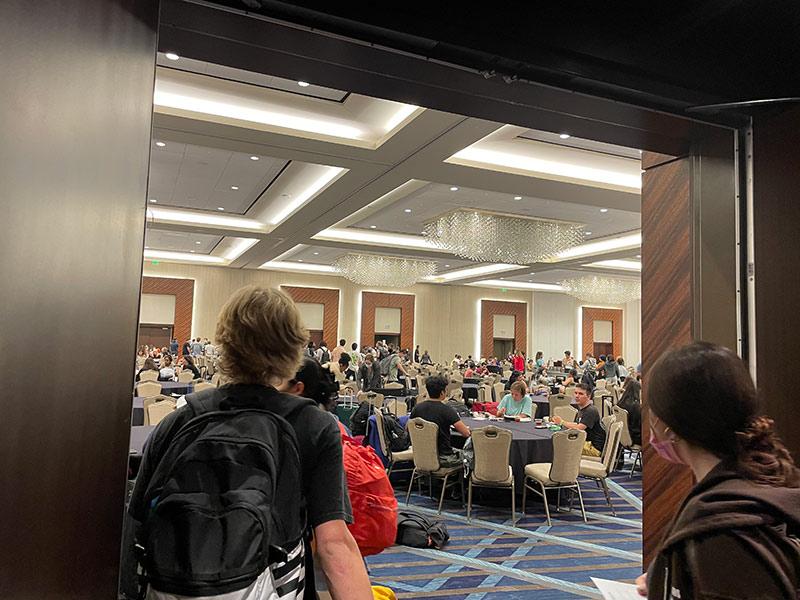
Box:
[534,351,544,369]
[305,340,316,359]
[512,350,525,373]
[551,383,605,457]
[414,345,420,363]
[420,350,433,365]
[191,337,203,357]
[331,339,347,364]
[616,356,628,380]
[129,285,373,600]
[358,353,382,391]
[636,342,800,599]
[203,339,215,357]
[563,350,575,368]
[582,352,596,371]
[383,347,408,383]
[603,355,620,384]
[169,338,179,356]
[181,339,191,357]
[316,341,330,364]
[410,375,471,467]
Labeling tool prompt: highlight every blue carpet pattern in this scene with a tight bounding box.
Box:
[367,459,642,599]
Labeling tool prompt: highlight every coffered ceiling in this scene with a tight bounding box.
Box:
[143,55,642,292]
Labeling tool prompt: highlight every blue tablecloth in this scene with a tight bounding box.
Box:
[366,414,410,466]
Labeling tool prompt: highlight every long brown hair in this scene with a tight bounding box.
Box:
[648,342,799,487]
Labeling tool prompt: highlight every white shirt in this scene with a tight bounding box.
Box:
[159,367,175,380]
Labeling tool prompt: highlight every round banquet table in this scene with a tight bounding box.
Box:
[132,397,144,426]
[134,380,193,396]
[455,417,557,492]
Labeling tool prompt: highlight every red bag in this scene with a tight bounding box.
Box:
[342,441,398,556]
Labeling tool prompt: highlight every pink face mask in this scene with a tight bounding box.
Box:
[649,416,683,464]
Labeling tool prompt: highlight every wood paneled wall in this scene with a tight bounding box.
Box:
[361,292,415,350]
[581,307,622,358]
[282,286,340,346]
[142,276,195,344]
[480,300,527,359]
[641,153,696,566]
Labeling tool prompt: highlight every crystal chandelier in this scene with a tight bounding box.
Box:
[423,209,585,265]
[560,276,641,305]
[332,254,438,288]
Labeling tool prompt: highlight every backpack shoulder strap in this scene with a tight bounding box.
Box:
[184,387,224,416]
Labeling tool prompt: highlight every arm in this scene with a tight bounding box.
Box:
[314,520,373,600]
[495,396,507,417]
[551,415,586,430]
[453,419,471,438]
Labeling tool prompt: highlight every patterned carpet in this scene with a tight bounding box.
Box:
[367,458,643,599]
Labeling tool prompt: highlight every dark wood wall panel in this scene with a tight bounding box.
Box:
[361,292,415,350]
[0,1,158,596]
[142,276,195,345]
[753,106,800,461]
[282,286,340,347]
[480,300,527,359]
[581,307,623,359]
[641,153,696,566]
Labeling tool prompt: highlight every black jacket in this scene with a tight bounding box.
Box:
[647,461,800,599]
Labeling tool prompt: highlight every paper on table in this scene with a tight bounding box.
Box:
[591,577,641,600]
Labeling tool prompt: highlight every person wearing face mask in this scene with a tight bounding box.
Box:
[358,353,382,391]
[637,342,800,599]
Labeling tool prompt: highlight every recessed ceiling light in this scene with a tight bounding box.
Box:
[528,280,533,282]
[165,52,180,61]
[370,225,377,229]
[600,208,608,213]
[404,208,412,213]
[195,241,201,244]
[529,272,535,275]
[230,186,239,190]
[217,207,225,211]
[155,141,166,147]
[585,231,592,236]
[298,259,303,262]
[559,133,571,139]
[514,196,522,200]
[636,254,641,258]
[149,199,157,203]
[190,250,195,253]
[249,156,259,161]
[444,264,450,267]
[144,246,149,249]
[313,252,319,255]
[450,186,459,191]
[297,81,310,87]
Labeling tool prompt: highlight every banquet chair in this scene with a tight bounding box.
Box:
[142,394,173,423]
[136,380,162,397]
[210,373,221,387]
[595,379,607,390]
[579,421,623,515]
[478,384,493,404]
[564,385,576,398]
[136,356,146,369]
[548,394,572,417]
[468,426,515,523]
[340,381,358,395]
[612,406,642,478]
[502,370,512,379]
[384,381,404,390]
[357,391,384,409]
[552,405,578,423]
[603,398,614,418]
[448,388,464,403]
[177,370,194,384]
[139,370,159,382]
[193,381,215,392]
[373,408,413,476]
[522,430,587,525]
[147,399,176,426]
[405,418,464,513]
[492,382,505,403]
[384,396,408,417]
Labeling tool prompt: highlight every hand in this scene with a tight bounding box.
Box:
[552,415,562,425]
[635,573,647,597]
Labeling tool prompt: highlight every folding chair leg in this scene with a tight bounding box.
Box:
[600,478,616,516]
[521,478,528,514]
[405,468,417,505]
[539,481,552,526]
[510,483,516,525]
[438,474,449,514]
[467,480,473,522]
[459,473,465,507]
[576,483,588,523]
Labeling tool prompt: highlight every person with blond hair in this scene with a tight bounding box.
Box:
[130,286,372,600]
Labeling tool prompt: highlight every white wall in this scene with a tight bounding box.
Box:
[624,299,642,368]
[492,314,515,338]
[139,293,175,324]
[532,291,579,362]
[296,302,324,330]
[375,307,401,333]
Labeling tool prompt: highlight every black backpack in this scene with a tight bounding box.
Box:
[382,410,411,452]
[137,387,316,597]
[396,510,449,549]
[350,400,372,436]
[320,347,331,363]
[445,398,472,417]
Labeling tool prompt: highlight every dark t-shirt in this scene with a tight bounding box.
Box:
[129,384,352,535]
[577,404,605,451]
[410,400,460,456]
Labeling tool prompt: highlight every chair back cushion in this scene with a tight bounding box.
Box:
[612,406,633,447]
[177,370,194,383]
[472,426,512,482]
[137,380,162,397]
[492,383,505,402]
[140,370,159,382]
[549,429,586,483]
[552,405,578,423]
[601,421,624,474]
[407,418,441,472]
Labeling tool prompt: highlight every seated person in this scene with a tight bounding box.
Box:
[158,355,176,381]
[616,378,642,445]
[496,381,534,420]
[177,355,201,379]
[337,354,355,381]
[475,363,488,377]
[410,375,471,468]
[135,358,159,382]
[551,383,605,457]
[282,357,347,436]
[504,370,523,391]
[463,365,475,378]
[558,368,578,393]
[563,350,575,368]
